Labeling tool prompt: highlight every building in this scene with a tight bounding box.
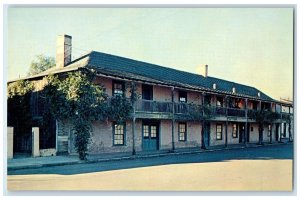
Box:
[7,35,294,157]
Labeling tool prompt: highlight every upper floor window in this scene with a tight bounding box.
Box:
[216,96,223,107]
[178,122,187,141]
[216,124,222,140]
[179,91,187,103]
[113,81,125,96]
[232,123,238,138]
[113,122,125,145]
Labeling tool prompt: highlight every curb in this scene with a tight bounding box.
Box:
[7,142,291,171]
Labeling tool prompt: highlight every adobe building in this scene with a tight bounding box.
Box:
[7,35,294,157]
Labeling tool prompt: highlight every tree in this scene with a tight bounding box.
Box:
[27,54,55,76]
[43,71,133,160]
[7,80,34,151]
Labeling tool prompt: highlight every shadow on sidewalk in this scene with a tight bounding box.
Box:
[8,143,293,176]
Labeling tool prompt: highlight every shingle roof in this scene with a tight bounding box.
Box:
[86,51,274,101]
[14,50,274,102]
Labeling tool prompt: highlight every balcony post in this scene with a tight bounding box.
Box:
[225,96,228,148]
[201,92,206,149]
[171,87,175,151]
[131,81,136,155]
[244,98,248,146]
[280,103,283,142]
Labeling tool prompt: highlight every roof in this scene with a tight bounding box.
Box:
[11,50,275,102]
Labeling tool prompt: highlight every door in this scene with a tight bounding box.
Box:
[142,84,153,100]
[275,124,279,141]
[142,121,159,151]
[239,124,245,143]
[246,124,250,142]
[203,122,210,147]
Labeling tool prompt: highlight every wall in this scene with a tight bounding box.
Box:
[249,123,259,143]
[160,120,173,150]
[209,122,226,146]
[153,85,172,102]
[174,121,202,149]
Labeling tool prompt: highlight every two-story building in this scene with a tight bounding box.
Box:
[8,35,294,157]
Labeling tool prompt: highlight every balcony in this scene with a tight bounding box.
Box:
[135,100,248,120]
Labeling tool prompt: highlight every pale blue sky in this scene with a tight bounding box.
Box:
[7,7,293,100]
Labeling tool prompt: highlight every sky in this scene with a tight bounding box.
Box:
[6,7,294,101]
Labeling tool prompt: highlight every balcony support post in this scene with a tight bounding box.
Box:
[171,87,175,151]
[244,98,248,146]
[280,103,283,142]
[201,93,206,149]
[225,96,228,148]
[131,81,136,155]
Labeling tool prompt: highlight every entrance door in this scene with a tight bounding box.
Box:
[142,121,159,151]
[203,122,210,147]
[239,124,245,143]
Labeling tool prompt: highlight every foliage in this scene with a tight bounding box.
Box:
[7,80,34,138]
[43,71,108,160]
[27,54,55,76]
[43,71,133,160]
[188,103,212,121]
[108,95,132,123]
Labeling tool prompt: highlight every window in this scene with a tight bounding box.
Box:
[150,126,157,138]
[178,123,187,141]
[179,91,187,103]
[251,127,254,132]
[216,124,222,140]
[143,125,149,138]
[113,123,125,145]
[268,124,271,137]
[216,97,223,107]
[113,81,124,96]
[232,124,238,138]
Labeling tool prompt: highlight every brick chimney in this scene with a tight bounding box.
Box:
[56,35,72,68]
[198,64,208,77]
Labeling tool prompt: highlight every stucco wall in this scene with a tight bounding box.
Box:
[227,122,240,145]
[210,122,226,146]
[160,120,173,150]
[153,85,172,102]
[174,121,202,149]
[249,123,259,143]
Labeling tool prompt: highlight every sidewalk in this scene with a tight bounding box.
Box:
[7,141,291,171]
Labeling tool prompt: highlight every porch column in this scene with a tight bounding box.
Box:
[269,123,273,144]
[280,104,283,142]
[201,92,206,149]
[7,127,14,159]
[225,96,228,148]
[244,98,248,146]
[171,87,175,151]
[32,127,40,157]
[131,82,136,155]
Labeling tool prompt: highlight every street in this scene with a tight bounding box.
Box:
[7,144,293,191]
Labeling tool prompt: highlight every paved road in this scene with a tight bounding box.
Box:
[8,143,293,176]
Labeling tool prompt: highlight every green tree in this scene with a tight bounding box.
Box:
[43,71,133,160]
[7,80,34,150]
[28,54,55,76]
[43,71,108,160]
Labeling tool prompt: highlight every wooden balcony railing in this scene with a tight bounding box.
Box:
[134,99,292,120]
[135,99,172,113]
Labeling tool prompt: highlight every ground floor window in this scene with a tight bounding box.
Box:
[113,122,125,145]
[178,122,187,141]
[232,123,238,138]
[216,124,222,140]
